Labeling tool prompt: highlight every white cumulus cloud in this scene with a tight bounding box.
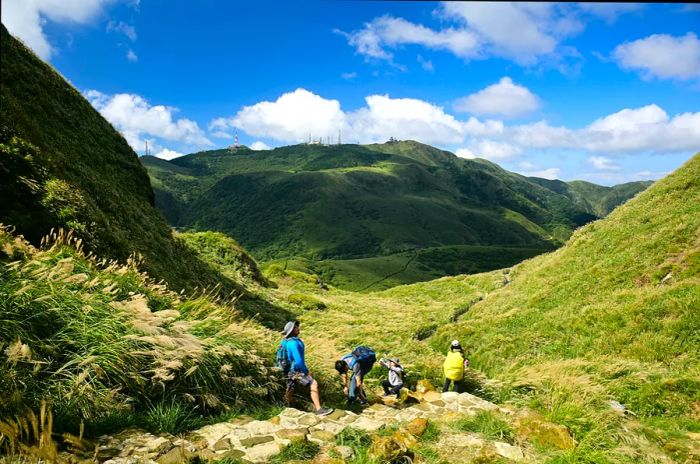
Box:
[222,89,345,143]
[454,77,540,119]
[613,33,700,81]
[337,15,480,66]
[250,141,271,151]
[212,89,700,166]
[154,148,184,160]
[464,139,523,161]
[349,94,465,145]
[1,0,116,60]
[588,156,620,171]
[519,167,561,180]
[85,90,212,152]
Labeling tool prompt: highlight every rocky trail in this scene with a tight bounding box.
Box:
[59,385,576,464]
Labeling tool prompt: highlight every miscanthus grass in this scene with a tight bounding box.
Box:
[0,227,282,441]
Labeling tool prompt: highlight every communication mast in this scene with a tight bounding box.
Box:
[145,140,150,156]
[234,128,239,149]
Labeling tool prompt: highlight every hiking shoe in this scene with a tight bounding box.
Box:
[359,398,368,406]
[316,407,333,416]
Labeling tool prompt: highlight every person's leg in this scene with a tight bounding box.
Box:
[309,379,321,411]
[391,383,403,396]
[382,379,391,395]
[348,373,358,403]
[285,374,296,404]
[443,378,451,393]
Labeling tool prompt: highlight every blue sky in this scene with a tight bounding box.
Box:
[2,1,699,185]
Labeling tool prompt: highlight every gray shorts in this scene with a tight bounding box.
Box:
[287,372,313,390]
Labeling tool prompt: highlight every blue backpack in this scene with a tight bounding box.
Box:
[347,345,376,367]
[275,339,292,374]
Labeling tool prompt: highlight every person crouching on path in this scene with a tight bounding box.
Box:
[443,339,469,393]
[379,357,404,397]
[281,321,333,416]
[335,346,376,406]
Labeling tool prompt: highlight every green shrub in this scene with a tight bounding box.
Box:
[287,293,326,311]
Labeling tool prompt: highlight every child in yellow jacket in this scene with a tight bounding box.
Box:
[443,340,469,393]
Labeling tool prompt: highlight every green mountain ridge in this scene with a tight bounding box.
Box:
[143,141,649,289]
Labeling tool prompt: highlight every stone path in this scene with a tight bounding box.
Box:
[70,391,536,463]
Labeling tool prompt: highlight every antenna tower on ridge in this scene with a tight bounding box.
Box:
[234,128,239,148]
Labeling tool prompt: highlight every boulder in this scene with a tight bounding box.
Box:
[368,436,407,463]
[515,411,575,450]
[407,418,429,437]
[416,380,436,393]
[393,429,418,450]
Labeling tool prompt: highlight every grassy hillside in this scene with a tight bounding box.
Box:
[530,178,652,218]
[0,227,281,438]
[426,152,700,462]
[143,141,647,289]
[0,25,235,293]
[271,244,546,292]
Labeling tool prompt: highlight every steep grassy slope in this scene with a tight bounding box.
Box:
[0,227,281,437]
[0,25,233,293]
[428,152,700,462]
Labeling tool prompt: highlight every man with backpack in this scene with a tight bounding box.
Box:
[334,346,376,405]
[277,321,333,416]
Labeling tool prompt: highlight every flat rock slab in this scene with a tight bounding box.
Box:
[326,409,348,421]
[298,414,321,426]
[352,417,385,433]
[240,435,275,448]
[243,420,280,436]
[244,442,282,463]
[309,430,337,443]
[276,428,309,443]
[494,441,525,461]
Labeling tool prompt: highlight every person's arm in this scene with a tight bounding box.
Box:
[286,339,308,374]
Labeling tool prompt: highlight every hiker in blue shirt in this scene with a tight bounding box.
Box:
[335,346,376,406]
[280,321,333,416]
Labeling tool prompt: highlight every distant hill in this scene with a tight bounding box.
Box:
[0,25,240,294]
[142,141,649,288]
